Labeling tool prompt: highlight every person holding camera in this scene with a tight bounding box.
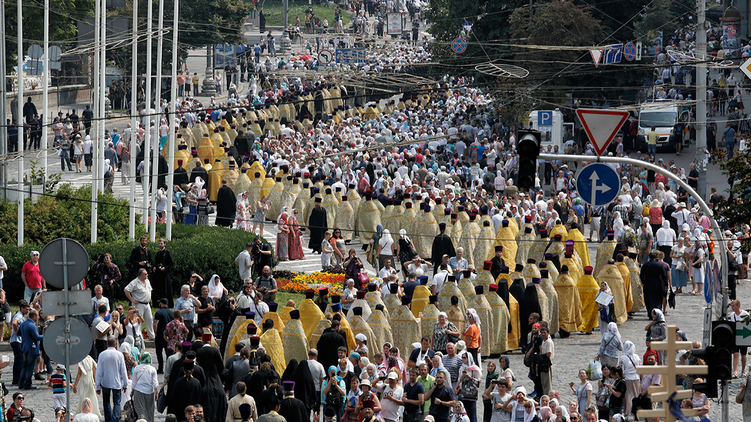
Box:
[251,237,273,277]
[95,254,121,308]
[254,266,277,303]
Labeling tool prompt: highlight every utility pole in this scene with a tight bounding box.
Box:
[17,0,24,246]
[0,0,7,197]
[129,0,138,240]
[696,0,708,202]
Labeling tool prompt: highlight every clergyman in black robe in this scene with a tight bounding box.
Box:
[279,391,309,422]
[431,223,456,271]
[153,241,175,306]
[167,361,202,416]
[215,180,237,227]
[191,161,209,185]
[195,342,229,422]
[519,281,542,352]
[292,360,317,414]
[308,198,327,253]
[490,246,506,281]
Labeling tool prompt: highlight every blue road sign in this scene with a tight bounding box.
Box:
[335,48,367,64]
[575,163,621,207]
[452,38,467,54]
[603,44,623,64]
[623,42,636,61]
[538,111,553,127]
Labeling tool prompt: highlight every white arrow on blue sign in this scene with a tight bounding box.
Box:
[575,163,621,207]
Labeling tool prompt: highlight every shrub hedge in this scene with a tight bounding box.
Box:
[0,194,273,302]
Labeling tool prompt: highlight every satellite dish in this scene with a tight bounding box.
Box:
[28,45,43,60]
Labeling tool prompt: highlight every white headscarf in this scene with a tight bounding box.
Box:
[379,229,393,246]
[208,274,224,299]
[607,322,622,342]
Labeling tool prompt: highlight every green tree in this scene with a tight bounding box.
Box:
[715,149,751,239]
[4,1,95,75]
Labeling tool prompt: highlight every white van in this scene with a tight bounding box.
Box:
[638,100,690,147]
[527,110,575,150]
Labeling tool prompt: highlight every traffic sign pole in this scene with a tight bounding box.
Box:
[63,239,71,417]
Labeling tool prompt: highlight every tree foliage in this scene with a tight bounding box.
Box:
[715,148,751,236]
[4,0,95,73]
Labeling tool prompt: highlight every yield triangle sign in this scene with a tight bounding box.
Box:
[576,108,630,155]
[590,49,603,68]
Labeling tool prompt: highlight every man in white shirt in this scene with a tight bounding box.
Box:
[235,281,255,309]
[235,243,253,282]
[379,259,399,280]
[124,269,155,339]
[95,338,129,422]
[540,326,555,396]
[729,300,750,378]
[91,285,110,314]
[307,349,326,408]
[430,263,450,295]
[381,371,404,422]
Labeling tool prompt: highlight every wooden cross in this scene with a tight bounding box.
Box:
[635,325,709,422]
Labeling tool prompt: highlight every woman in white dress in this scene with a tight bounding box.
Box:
[72,356,101,418]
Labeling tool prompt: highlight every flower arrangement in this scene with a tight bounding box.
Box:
[278,271,345,295]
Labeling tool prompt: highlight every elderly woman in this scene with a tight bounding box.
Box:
[131,352,159,422]
[341,278,356,313]
[73,398,101,422]
[433,312,460,354]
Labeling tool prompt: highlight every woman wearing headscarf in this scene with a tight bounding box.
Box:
[104,158,114,192]
[197,188,211,225]
[509,387,538,422]
[689,238,706,296]
[131,352,159,422]
[378,228,395,270]
[282,358,298,383]
[538,406,555,422]
[367,224,384,269]
[293,359,318,414]
[235,191,250,231]
[456,351,481,422]
[596,281,613,333]
[343,249,364,289]
[72,355,101,417]
[597,322,623,367]
[287,208,306,260]
[612,211,624,242]
[433,312,461,354]
[464,309,482,365]
[276,208,290,261]
[322,365,347,420]
[452,401,471,422]
[646,309,668,363]
[397,228,417,276]
[73,398,100,422]
[207,274,228,305]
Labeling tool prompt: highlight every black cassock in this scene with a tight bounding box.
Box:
[519,284,542,350]
[153,248,174,306]
[174,167,189,187]
[279,397,309,422]
[308,205,327,252]
[191,165,209,185]
[490,256,505,281]
[430,233,456,271]
[215,185,237,227]
[316,329,347,370]
[168,375,202,416]
[196,346,229,422]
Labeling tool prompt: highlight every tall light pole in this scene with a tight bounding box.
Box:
[91,0,100,243]
[99,0,107,194]
[42,0,49,189]
[150,0,165,241]
[0,0,8,194]
[129,0,139,239]
[166,0,179,240]
[17,0,25,246]
[143,0,153,233]
[696,0,708,201]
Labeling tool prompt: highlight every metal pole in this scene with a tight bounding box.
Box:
[166,0,179,240]
[0,0,7,193]
[99,0,107,194]
[42,0,49,190]
[17,0,24,246]
[150,0,165,242]
[143,0,153,233]
[129,0,138,239]
[62,239,71,422]
[696,0,708,201]
[91,0,100,244]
